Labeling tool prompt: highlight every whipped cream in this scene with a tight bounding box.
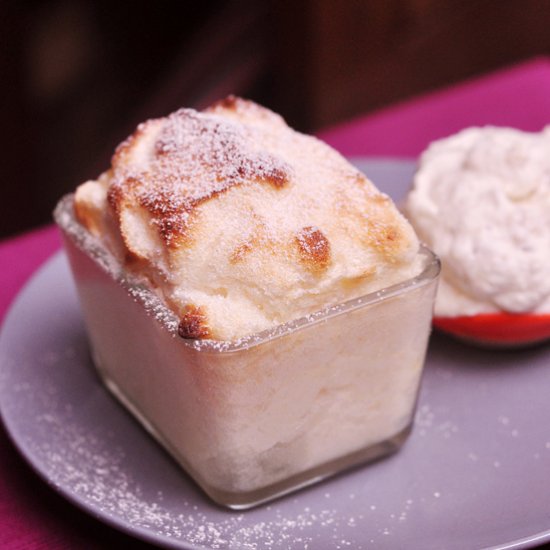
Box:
[405,126,550,316]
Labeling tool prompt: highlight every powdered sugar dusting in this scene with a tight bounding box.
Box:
[28,410,363,548]
[3,344,366,549]
[110,106,292,246]
[69,98,422,341]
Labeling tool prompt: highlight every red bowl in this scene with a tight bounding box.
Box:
[433,313,550,347]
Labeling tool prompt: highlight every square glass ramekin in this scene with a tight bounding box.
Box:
[55,195,440,510]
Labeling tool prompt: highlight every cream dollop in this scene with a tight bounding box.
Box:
[405,126,550,316]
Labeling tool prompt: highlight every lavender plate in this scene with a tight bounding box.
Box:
[2,159,550,550]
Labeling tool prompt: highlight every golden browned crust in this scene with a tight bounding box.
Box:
[206,94,243,112]
[74,199,97,234]
[295,226,331,271]
[205,95,286,126]
[107,107,291,250]
[177,305,211,339]
[230,240,254,264]
[362,220,404,260]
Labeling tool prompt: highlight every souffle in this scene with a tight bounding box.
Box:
[56,97,439,508]
[74,96,422,341]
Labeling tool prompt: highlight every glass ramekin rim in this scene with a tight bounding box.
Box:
[55,194,441,354]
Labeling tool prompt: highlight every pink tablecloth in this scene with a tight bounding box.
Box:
[1,57,550,549]
[319,56,550,156]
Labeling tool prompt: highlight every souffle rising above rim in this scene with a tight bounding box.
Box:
[73,96,423,341]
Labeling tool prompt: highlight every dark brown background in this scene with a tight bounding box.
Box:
[2,0,550,238]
